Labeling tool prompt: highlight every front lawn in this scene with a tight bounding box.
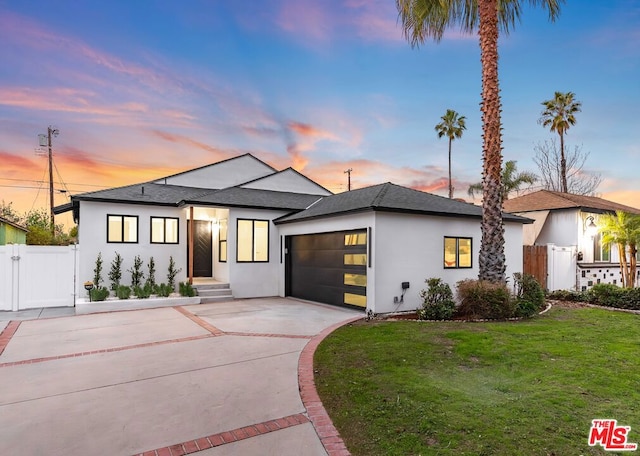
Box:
[314,305,640,455]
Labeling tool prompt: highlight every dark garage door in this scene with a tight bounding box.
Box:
[286,230,367,308]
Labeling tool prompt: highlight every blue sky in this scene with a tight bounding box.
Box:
[1,0,638,221]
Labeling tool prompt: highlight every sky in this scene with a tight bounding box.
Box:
[1,0,639,228]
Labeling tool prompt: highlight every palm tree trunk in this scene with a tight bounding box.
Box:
[448,137,453,198]
[618,243,629,287]
[630,244,637,287]
[478,0,505,283]
[559,131,567,192]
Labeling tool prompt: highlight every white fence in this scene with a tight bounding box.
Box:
[0,244,78,311]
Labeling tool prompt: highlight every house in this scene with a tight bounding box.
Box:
[57,153,529,314]
[0,216,28,245]
[503,190,640,291]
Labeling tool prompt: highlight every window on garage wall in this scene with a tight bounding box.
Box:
[444,236,472,268]
[237,219,269,262]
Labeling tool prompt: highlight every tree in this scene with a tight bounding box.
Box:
[397,0,562,282]
[598,211,640,288]
[0,201,74,245]
[435,109,466,198]
[539,91,582,193]
[533,139,601,195]
[468,160,536,200]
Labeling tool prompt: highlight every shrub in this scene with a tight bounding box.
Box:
[418,278,456,320]
[586,283,623,307]
[93,252,104,289]
[547,289,585,302]
[145,257,156,290]
[116,285,131,300]
[108,252,123,291]
[513,273,545,318]
[133,284,151,299]
[456,279,514,320]
[179,281,195,297]
[128,255,144,289]
[154,283,173,298]
[167,256,181,291]
[90,286,110,302]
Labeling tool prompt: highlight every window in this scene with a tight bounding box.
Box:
[345,232,367,246]
[593,232,610,262]
[107,215,138,243]
[219,219,228,262]
[344,253,367,265]
[150,217,179,244]
[344,292,366,308]
[444,237,472,268]
[237,219,269,262]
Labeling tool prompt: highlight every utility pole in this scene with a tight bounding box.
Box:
[344,168,353,191]
[40,126,59,235]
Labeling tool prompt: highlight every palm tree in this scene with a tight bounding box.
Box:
[435,109,466,198]
[396,0,562,283]
[468,160,537,201]
[598,211,640,288]
[539,91,582,193]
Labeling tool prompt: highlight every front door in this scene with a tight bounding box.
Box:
[188,220,213,277]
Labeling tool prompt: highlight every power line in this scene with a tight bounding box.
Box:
[0,177,107,188]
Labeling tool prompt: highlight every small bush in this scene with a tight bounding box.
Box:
[418,278,456,320]
[128,255,144,289]
[90,286,110,302]
[586,283,623,307]
[116,285,131,300]
[145,257,156,290]
[167,256,181,291]
[513,273,545,318]
[108,252,123,291]
[154,283,173,298]
[179,281,195,297]
[456,279,514,320]
[93,253,104,289]
[133,284,152,299]
[547,289,585,302]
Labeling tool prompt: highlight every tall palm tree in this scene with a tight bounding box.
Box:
[468,160,537,200]
[598,211,640,288]
[435,109,466,198]
[396,0,562,283]
[539,91,582,193]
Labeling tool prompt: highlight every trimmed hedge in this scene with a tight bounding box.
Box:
[549,284,640,311]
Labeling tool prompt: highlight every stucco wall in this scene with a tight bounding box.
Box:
[78,201,188,290]
[536,210,578,246]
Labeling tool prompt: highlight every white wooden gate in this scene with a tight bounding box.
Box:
[546,244,577,291]
[0,244,78,311]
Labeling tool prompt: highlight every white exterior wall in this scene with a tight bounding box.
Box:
[240,169,331,195]
[504,221,526,285]
[536,210,578,247]
[227,208,291,298]
[78,201,188,290]
[156,155,274,189]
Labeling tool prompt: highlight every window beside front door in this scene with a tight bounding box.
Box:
[444,236,472,268]
[237,219,269,262]
[593,232,610,262]
[150,217,179,244]
[219,219,228,262]
[107,215,138,243]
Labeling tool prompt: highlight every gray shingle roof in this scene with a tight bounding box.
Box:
[72,183,210,206]
[184,187,324,210]
[275,183,530,224]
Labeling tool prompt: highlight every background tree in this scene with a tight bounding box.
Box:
[397,0,562,283]
[468,160,537,200]
[435,109,466,198]
[539,91,582,193]
[598,211,640,288]
[0,201,74,245]
[533,139,601,195]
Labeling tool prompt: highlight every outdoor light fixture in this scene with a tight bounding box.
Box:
[584,215,598,236]
[84,281,94,302]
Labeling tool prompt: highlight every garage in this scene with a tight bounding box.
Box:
[285,229,368,308]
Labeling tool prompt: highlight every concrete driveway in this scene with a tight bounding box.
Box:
[0,298,361,455]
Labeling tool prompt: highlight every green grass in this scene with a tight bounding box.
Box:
[314,306,640,455]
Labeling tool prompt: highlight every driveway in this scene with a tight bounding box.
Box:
[0,298,361,455]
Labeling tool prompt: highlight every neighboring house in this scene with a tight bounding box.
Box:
[504,190,640,291]
[57,153,529,314]
[0,216,28,245]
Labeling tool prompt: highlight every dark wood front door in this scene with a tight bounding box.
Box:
[188,220,213,277]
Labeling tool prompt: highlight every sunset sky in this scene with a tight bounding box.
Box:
[1,0,638,228]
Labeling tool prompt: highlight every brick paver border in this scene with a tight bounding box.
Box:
[0,321,21,356]
[132,413,310,456]
[298,315,363,456]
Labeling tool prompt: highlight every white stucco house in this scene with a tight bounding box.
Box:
[57,153,529,314]
[504,190,640,291]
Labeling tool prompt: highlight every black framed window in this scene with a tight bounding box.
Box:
[219,219,228,262]
[444,237,472,268]
[237,219,269,262]
[593,232,610,262]
[107,215,138,243]
[151,217,179,244]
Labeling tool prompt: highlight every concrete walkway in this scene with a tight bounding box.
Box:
[0,298,362,456]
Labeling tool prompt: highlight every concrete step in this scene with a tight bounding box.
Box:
[197,288,232,297]
[193,283,230,290]
[193,283,233,303]
[200,295,234,304]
